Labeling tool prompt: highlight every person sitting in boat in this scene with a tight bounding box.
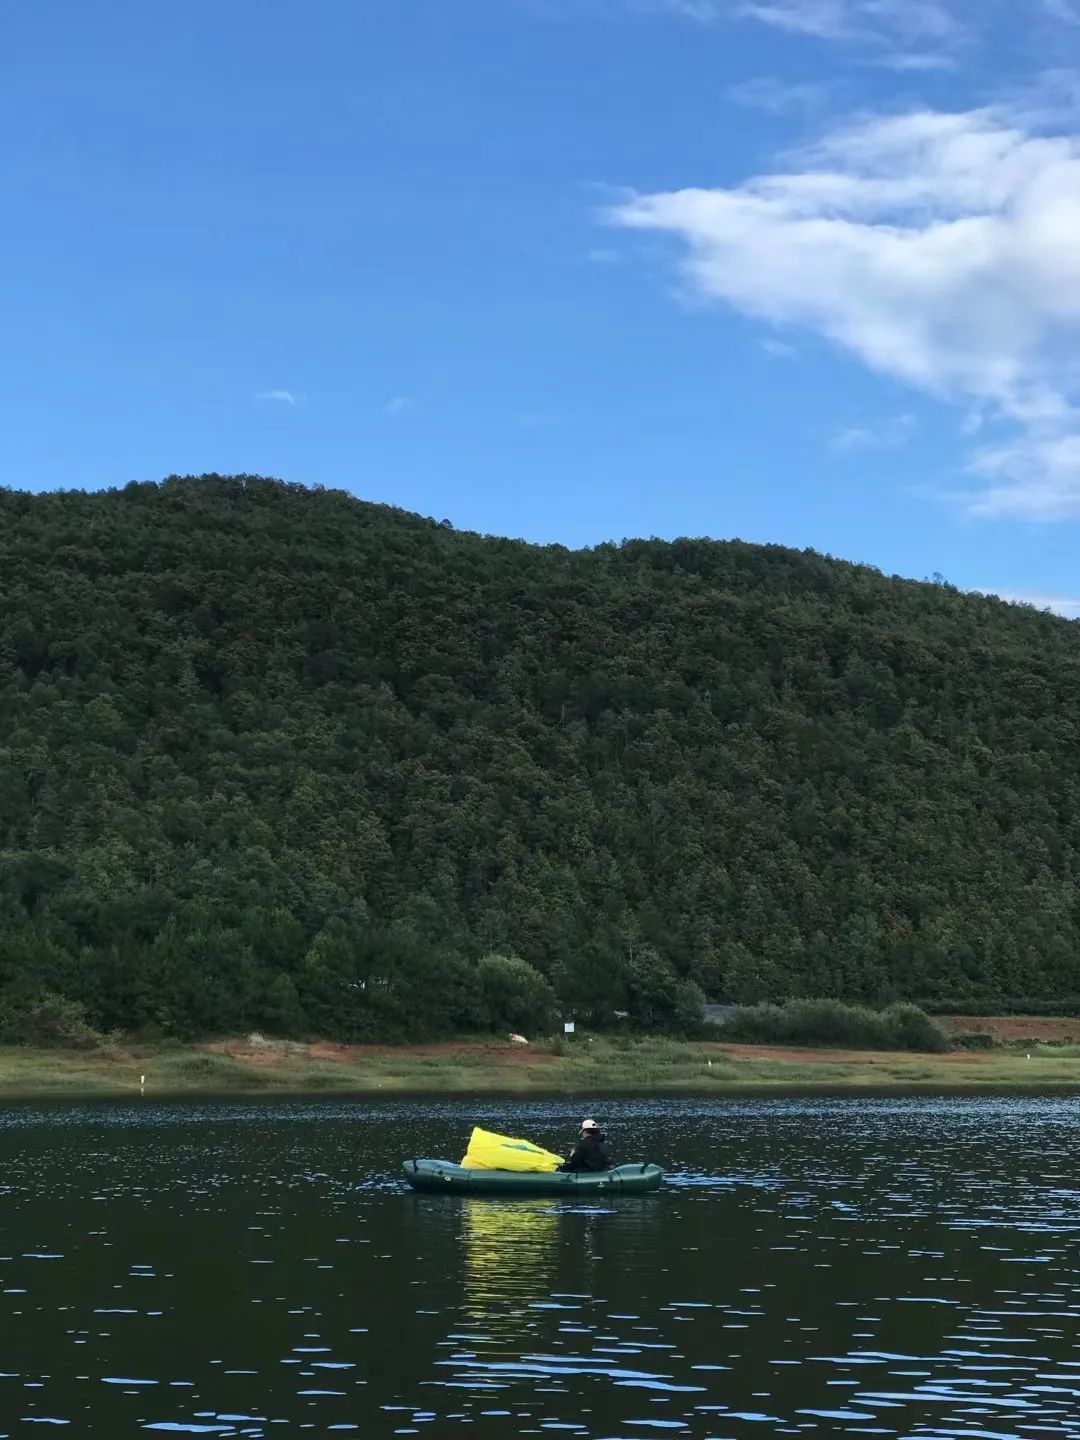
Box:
[559,1118,611,1172]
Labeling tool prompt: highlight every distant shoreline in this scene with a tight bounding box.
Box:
[2,1030,1079,1099]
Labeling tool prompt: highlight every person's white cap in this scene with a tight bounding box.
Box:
[581,1118,600,1131]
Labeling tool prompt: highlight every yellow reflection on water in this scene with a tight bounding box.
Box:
[460,1198,559,1327]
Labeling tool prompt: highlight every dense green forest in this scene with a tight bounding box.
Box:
[2,474,1079,1041]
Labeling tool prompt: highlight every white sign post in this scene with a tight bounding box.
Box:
[563,1021,575,1036]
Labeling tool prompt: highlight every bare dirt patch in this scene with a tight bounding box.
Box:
[317,1040,558,1066]
[206,1040,287,1068]
[938,1015,1080,1043]
[224,1039,561,1067]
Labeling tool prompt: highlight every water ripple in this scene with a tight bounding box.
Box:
[3,1096,1080,1435]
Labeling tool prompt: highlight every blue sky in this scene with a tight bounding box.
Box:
[4,0,1080,612]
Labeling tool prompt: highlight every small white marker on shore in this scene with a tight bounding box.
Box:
[140,1074,146,1093]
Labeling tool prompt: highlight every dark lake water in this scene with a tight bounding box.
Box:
[3,1095,1080,1437]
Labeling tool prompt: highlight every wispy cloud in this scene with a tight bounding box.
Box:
[967,434,1080,520]
[256,389,299,407]
[876,50,958,72]
[609,103,1080,518]
[571,0,958,36]
[387,395,413,417]
[727,76,829,114]
[760,336,798,358]
[587,246,622,264]
[1041,0,1080,23]
[737,0,964,46]
[736,0,855,39]
[831,413,915,453]
[532,0,1079,46]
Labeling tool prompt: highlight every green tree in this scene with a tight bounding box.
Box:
[476,953,557,1034]
[3,474,1080,1037]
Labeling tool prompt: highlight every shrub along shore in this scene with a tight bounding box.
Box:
[1,999,1076,1098]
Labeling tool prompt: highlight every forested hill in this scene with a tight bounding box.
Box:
[3,474,1079,1040]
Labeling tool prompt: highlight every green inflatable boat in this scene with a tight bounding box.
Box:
[403,1159,664,1195]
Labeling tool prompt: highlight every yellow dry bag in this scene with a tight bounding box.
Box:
[460,1126,563,1173]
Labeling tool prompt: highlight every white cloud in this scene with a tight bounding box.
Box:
[387,396,413,416]
[256,390,298,407]
[603,0,961,37]
[737,0,963,45]
[831,413,915,452]
[877,50,958,72]
[609,104,1080,518]
[533,0,1078,45]
[737,0,847,37]
[967,433,1080,519]
[760,336,798,358]
[727,76,828,113]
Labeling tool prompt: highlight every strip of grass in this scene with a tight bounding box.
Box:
[0,1034,1078,1098]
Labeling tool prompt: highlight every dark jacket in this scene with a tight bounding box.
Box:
[560,1132,612,1173]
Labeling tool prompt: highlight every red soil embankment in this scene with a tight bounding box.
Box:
[938,1015,1080,1043]
[208,1038,558,1067]
[205,1016,1080,1073]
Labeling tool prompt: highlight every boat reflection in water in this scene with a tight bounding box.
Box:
[460,1197,561,1334]
[442,1196,632,1411]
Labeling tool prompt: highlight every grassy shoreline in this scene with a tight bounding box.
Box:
[2,1033,1080,1099]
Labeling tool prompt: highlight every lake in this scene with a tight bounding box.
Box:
[2,1094,1080,1437]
